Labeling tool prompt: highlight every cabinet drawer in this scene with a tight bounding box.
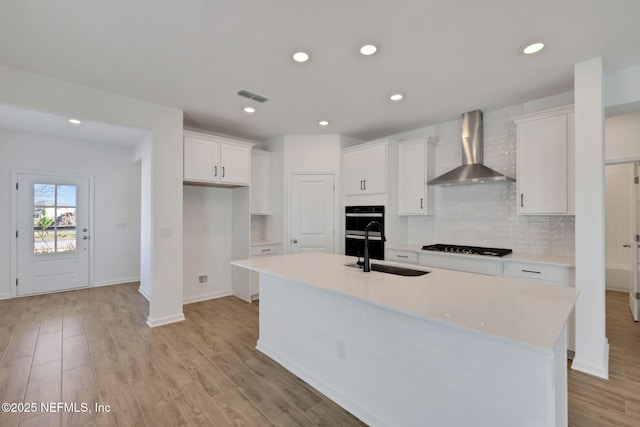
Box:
[387,249,418,264]
[419,253,501,276]
[251,244,280,257]
[503,261,570,284]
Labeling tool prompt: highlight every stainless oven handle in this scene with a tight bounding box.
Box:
[345,234,382,241]
[345,213,384,217]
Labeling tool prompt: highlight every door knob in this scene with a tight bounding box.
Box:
[82,236,90,240]
[292,239,298,244]
[623,243,631,248]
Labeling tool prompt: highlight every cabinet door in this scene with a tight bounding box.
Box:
[398,143,426,214]
[343,150,365,195]
[363,145,386,194]
[517,115,568,214]
[184,137,219,182]
[251,152,270,214]
[220,144,250,185]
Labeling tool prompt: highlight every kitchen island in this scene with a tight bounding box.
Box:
[231,252,578,427]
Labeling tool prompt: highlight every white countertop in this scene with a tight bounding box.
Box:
[232,252,578,352]
[388,244,575,267]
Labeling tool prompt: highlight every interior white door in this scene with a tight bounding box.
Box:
[630,163,640,321]
[290,174,335,254]
[17,174,90,295]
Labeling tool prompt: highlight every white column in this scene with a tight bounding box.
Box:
[571,58,609,378]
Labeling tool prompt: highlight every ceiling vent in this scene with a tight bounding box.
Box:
[237,90,269,103]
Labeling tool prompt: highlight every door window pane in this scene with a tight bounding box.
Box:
[33,184,78,254]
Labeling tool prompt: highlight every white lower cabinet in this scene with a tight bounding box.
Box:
[387,249,418,264]
[502,261,571,284]
[503,260,575,353]
[419,253,502,276]
[249,243,280,300]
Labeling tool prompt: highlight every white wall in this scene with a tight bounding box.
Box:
[0,129,141,297]
[265,134,342,255]
[0,64,184,327]
[606,111,640,162]
[404,99,575,256]
[183,186,233,304]
[572,57,608,379]
[605,163,633,272]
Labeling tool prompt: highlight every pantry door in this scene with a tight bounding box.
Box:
[290,174,335,254]
[16,173,90,295]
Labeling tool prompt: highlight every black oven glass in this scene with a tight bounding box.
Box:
[345,206,385,260]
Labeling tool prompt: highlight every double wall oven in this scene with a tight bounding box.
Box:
[345,206,385,260]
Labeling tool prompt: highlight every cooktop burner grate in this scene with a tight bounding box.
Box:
[421,244,513,257]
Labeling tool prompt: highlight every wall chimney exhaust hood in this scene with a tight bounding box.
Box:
[428,110,515,185]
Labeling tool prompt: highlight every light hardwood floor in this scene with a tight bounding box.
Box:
[0,284,638,426]
[568,290,640,426]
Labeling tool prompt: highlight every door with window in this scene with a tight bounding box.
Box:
[17,174,90,295]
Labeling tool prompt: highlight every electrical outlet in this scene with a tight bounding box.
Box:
[198,275,208,286]
[337,340,346,359]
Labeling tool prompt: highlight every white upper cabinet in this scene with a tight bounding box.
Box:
[251,149,271,215]
[183,131,254,186]
[398,138,435,215]
[343,142,387,196]
[512,106,575,215]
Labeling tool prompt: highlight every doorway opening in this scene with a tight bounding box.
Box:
[605,161,640,321]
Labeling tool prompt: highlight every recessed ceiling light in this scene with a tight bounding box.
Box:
[292,51,310,63]
[522,42,544,55]
[68,118,82,125]
[243,107,256,113]
[318,120,329,126]
[360,44,377,56]
[390,92,404,101]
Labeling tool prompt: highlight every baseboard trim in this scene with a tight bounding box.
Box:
[138,286,151,301]
[93,277,140,288]
[146,313,185,328]
[571,340,610,379]
[256,340,380,427]
[183,290,233,305]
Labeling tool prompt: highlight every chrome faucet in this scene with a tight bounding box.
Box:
[363,221,385,272]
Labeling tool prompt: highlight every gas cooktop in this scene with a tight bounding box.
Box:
[421,244,513,257]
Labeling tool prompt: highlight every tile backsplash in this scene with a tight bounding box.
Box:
[407,104,575,257]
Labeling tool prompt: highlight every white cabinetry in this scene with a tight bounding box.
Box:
[512,106,574,215]
[251,149,271,215]
[343,142,387,196]
[503,260,571,284]
[398,138,435,215]
[387,248,418,264]
[419,253,502,276]
[249,242,280,300]
[503,259,575,352]
[184,131,253,186]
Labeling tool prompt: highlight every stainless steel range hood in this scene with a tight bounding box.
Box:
[428,110,514,185]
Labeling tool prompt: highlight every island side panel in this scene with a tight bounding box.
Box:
[256,273,567,427]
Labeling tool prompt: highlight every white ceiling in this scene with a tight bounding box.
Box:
[0,103,149,146]
[1,0,640,142]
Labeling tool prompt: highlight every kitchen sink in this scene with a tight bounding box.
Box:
[345,262,430,277]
